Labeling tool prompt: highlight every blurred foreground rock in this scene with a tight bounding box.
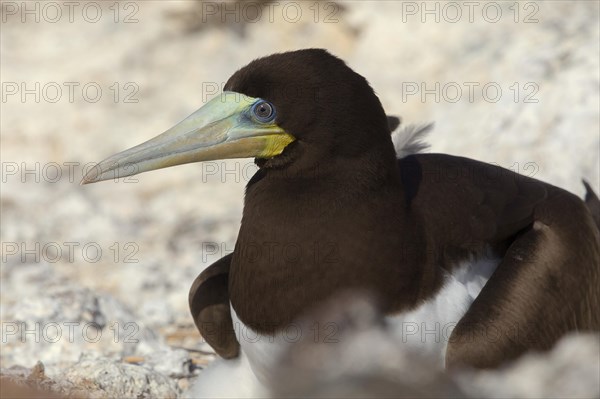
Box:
[269,293,464,398]
[460,333,600,398]
[266,294,599,399]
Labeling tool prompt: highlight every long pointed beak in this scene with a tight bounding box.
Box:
[81,92,294,184]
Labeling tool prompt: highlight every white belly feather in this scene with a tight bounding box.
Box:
[188,256,499,396]
[386,255,500,366]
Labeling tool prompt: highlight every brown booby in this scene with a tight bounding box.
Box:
[82,49,600,396]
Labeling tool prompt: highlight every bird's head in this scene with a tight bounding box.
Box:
[82,49,391,184]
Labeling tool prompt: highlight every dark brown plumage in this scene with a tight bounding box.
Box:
[189,49,599,369]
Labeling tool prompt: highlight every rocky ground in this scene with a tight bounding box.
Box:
[1,1,599,397]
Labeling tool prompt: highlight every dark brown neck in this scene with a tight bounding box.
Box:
[229,153,441,334]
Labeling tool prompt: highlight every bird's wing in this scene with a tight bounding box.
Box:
[401,154,548,247]
[446,187,600,368]
[403,154,600,368]
[189,253,240,359]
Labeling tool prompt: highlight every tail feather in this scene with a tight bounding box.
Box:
[386,115,401,132]
[582,180,600,229]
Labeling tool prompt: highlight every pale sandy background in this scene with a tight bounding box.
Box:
[1,1,599,397]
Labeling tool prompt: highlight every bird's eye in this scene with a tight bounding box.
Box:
[251,100,276,123]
